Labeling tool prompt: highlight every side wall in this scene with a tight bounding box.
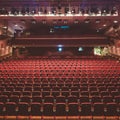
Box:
[0,39,12,57]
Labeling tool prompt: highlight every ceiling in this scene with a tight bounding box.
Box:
[0,0,120,43]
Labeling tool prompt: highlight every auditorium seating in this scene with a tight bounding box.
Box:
[0,57,120,119]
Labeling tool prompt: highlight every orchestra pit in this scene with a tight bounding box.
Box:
[0,0,120,119]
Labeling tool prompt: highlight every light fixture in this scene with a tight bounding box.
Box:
[63,20,68,24]
[58,45,63,47]
[95,19,101,23]
[31,19,36,24]
[58,47,62,52]
[21,19,26,24]
[103,24,107,27]
[42,20,46,24]
[53,20,57,24]
[96,29,99,32]
[15,24,18,27]
[85,19,90,23]
[78,47,83,51]
[49,28,54,33]
[2,26,7,29]
[113,20,118,23]
[74,20,79,24]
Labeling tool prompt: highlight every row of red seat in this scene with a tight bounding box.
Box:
[0,93,120,102]
[0,85,120,93]
[0,102,119,116]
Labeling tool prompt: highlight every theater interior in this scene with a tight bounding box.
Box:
[0,0,120,119]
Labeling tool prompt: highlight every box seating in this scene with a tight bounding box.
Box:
[0,57,120,119]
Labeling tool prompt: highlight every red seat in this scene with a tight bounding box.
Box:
[20,96,31,103]
[9,95,19,103]
[80,102,92,116]
[0,102,4,115]
[103,96,113,103]
[43,103,54,116]
[44,95,54,103]
[30,102,42,116]
[17,102,29,116]
[0,95,8,103]
[56,95,66,103]
[32,96,43,103]
[5,102,17,116]
[91,96,102,103]
[79,96,90,103]
[67,95,78,103]
[105,102,118,116]
[68,103,79,116]
[93,102,105,116]
[55,103,67,116]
